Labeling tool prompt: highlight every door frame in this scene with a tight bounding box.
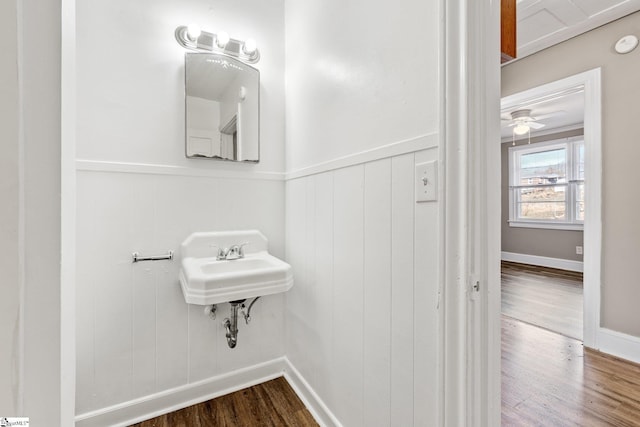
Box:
[441,0,501,425]
[444,2,603,426]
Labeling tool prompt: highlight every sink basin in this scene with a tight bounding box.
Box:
[199,257,277,275]
[179,230,293,305]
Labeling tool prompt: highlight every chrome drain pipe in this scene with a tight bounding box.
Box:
[223,300,244,348]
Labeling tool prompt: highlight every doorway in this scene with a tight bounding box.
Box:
[499,69,602,347]
[500,83,587,341]
[496,68,602,425]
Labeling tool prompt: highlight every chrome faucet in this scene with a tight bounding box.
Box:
[214,243,248,261]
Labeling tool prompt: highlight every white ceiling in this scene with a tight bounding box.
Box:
[516,0,640,58]
[500,89,585,139]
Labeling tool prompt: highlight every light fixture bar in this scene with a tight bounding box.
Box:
[175,25,260,64]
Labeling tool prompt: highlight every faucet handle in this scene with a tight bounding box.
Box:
[210,244,226,260]
[225,242,248,260]
[238,242,249,257]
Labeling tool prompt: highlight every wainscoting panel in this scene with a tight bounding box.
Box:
[75,170,286,417]
[363,159,392,426]
[132,266,159,398]
[390,153,416,426]
[285,147,441,427]
[331,165,365,427]
[313,172,335,406]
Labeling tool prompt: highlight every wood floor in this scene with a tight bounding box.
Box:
[501,261,583,340]
[129,377,318,427]
[502,316,640,426]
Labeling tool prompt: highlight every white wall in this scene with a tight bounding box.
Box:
[284,0,440,173]
[284,0,442,425]
[0,0,20,416]
[3,0,74,423]
[74,0,286,422]
[21,0,64,424]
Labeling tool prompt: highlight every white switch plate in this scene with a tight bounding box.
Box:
[415,161,437,202]
[576,246,583,255]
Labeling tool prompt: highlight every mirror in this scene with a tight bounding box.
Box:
[185,53,259,162]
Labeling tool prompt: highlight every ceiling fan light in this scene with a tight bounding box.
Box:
[513,124,530,135]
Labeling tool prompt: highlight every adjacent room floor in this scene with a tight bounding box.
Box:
[502,316,640,426]
[501,260,583,340]
[501,261,640,425]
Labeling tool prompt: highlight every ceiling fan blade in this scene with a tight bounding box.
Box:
[532,110,567,121]
[528,122,546,129]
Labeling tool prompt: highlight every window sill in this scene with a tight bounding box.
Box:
[508,221,584,231]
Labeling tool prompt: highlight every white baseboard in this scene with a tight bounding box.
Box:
[75,358,287,427]
[501,251,583,272]
[74,357,341,427]
[283,359,342,427]
[595,328,640,365]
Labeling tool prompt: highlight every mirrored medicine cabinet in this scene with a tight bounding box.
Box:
[184,53,260,162]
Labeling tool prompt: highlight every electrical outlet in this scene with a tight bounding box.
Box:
[415,161,437,202]
[576,246,583,255]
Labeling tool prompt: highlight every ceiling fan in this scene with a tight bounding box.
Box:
[501,108,566,135]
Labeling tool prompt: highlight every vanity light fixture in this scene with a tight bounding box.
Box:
[186,24,201,41]
[216,31,230,48]
[243,38,257,55]
[175,24,260,63]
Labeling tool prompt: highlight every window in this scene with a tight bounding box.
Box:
[508,137,584,230]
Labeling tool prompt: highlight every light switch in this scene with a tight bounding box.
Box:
[415,161,437,202]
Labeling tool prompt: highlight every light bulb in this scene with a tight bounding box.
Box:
[216,31,230,48]
[513,124,530,135]
[243,38,257,54]
[186,24,201,41]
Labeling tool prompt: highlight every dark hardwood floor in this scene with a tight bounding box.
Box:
[502,316,640,426]
[130,377,318,427]
[501,261,583,340]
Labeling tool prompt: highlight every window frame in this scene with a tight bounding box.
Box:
[508,136,584,231]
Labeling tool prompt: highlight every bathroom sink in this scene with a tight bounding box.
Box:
[179,230,293,305]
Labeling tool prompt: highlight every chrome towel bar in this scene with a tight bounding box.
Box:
[132,251,174,263]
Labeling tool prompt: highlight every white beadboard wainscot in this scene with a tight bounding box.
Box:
[75,169,286,423]
[285,148,441,426]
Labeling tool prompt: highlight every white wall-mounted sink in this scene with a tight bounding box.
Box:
[178,230,293,305]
